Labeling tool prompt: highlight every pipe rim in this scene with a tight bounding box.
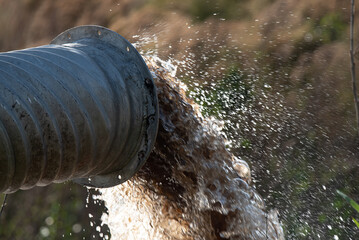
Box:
[51,25,159,188]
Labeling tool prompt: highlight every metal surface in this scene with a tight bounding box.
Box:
[0,25,159,193]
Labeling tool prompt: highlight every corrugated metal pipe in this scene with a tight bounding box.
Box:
[0,26,159,194]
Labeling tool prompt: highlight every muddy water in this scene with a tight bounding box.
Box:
[99,59,284,240]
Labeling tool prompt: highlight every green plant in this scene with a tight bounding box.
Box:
[337,190,359,228]
[319,12,346,43]
[190,67,253,118]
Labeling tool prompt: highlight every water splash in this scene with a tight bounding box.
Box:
[99,58,284,239]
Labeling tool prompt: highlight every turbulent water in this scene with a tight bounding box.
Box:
[98,59,284,240]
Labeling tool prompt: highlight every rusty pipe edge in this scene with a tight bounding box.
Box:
[0,25,159,194]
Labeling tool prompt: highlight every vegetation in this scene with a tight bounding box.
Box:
[337,190,359,229]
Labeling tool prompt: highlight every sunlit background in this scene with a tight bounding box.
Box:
[0,0,358,239]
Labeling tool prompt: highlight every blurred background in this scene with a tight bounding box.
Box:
[0,0,358,239]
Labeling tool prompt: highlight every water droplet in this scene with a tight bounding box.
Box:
[72,223,82,233]
[40,227,50,237]
[45,216,54,226]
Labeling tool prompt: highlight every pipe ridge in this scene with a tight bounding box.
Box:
[0,66,63,186]
[0,58,76,182]
[66,43,133,175]
[0,74,46,188]
[5,51,99,178]
[0,114,15,193]
[0,94,30,191]
[27,46,112,129]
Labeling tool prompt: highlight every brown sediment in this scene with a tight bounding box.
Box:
[100,59,284,240]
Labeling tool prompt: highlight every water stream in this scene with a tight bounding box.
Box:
[97,58,284,240]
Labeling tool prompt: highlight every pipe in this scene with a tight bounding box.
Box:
[0,26,159,194]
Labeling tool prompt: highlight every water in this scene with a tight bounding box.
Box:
[98,58,284,239]
[66,3,359,239]
[96,24,359,238]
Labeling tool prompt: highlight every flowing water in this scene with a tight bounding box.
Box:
[81,12,359,239]
[98,58,284,240]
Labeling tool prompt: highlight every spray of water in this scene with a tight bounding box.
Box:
[98,58,284,240]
